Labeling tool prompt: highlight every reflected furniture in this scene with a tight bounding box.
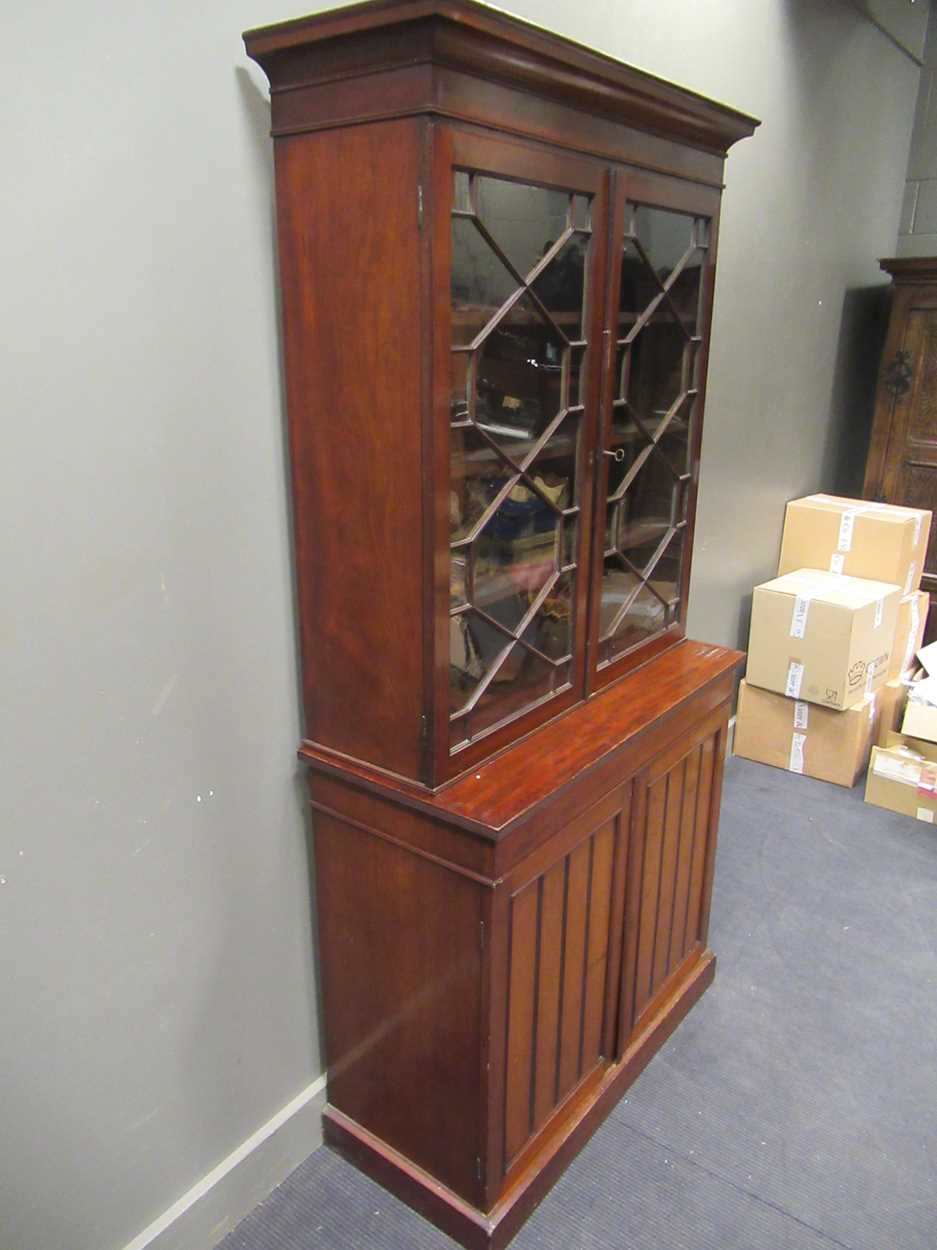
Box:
[864,258,937,612]
[244,3,758,1246]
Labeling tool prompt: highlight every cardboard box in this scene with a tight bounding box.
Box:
[900,647,937,742]
[778,494,931,596]
[865,738,937,822]
[734,679,878,786]
[746,568,901,709]
[877,678,909,747]
[887,590,930,679]
[902,696,937,744]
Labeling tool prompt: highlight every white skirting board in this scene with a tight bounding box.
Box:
[122,1074,327,1250]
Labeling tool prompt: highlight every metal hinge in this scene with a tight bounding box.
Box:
[417,184,424,231]
[480,920,486,950]
[475,1155,483,1183]
[420,713,429,744]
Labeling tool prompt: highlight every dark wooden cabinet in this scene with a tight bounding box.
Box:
[864,257,937,603]
[243,3,756,1245]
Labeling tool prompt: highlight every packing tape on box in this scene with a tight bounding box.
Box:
[789,731,806,774]
[915,514,923,548]
[830,553,845,574]
[793,700,809,729]
[837,506,878,552]
[906,563,917,596]
[874,597,884,629]
[790,595,811,639]
[786,660,804,698]
[902,596,922,675]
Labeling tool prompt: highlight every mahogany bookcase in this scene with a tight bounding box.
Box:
[244,4,758,1245]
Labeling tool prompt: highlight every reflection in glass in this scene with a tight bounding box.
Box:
[624,306,687,421]
[475,176,569,278]
[453,170,472,213]
[452,215,519,346]
[532,233,589,339]
[449,423,512,542]
[473,488,560,628]
[476,293,564,449]
[632,206,695,278]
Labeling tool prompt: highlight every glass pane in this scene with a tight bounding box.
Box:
[571,195,590,230]
[522,572,573,661]
[450,553,468,608]
[450,351,471,422]
[615,452,679,552]
[449,423,514,543]
[658,417,690,478]
[451,215,519,346]
[625,306,689,424]
[473,489,559,628]
[602,575,670,661]
[531,233,589,340]
[453,170,471,213]
[476,292,564,451]
[670,259,703,337]
[475,175,569,279]
[606,409,651,495]
[449,610,487,714]
[568,346,587,409]
[469,651,560,740]
[632,205,695,277]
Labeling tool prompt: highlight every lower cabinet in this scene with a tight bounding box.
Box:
[312,655,735,1250]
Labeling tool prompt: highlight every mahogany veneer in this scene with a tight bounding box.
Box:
[243,3,757,1245]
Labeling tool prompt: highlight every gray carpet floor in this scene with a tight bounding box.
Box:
[220,757,937,1250]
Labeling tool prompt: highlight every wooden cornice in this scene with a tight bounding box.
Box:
[880,256,937,284]
[244,0,760,156]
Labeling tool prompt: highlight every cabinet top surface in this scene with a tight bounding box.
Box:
[302,639,743,836]
[244,0,759,154]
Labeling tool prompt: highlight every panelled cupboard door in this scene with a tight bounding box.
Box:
[435,126,610,781]
[589,172,722,690]
[618,709,727,1047]
[489,787,630,1190]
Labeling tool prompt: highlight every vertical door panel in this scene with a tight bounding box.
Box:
[502,810,622,1171]
[620,714,724,1048]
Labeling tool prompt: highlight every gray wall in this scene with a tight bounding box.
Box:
[0,3,922,1250]
[899,3,937,255]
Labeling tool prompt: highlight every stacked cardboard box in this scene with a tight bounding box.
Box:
[866,642,937,821]
[735,494,930,788]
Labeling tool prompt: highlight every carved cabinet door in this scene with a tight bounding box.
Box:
[864,261,937,602]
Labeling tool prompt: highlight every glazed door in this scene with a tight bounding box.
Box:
[435,127,609,780]
[589,172,722,690]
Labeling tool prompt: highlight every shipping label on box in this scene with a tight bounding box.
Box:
[746,568,901,709]
[734,679,877,787]
[778,494,931,594]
